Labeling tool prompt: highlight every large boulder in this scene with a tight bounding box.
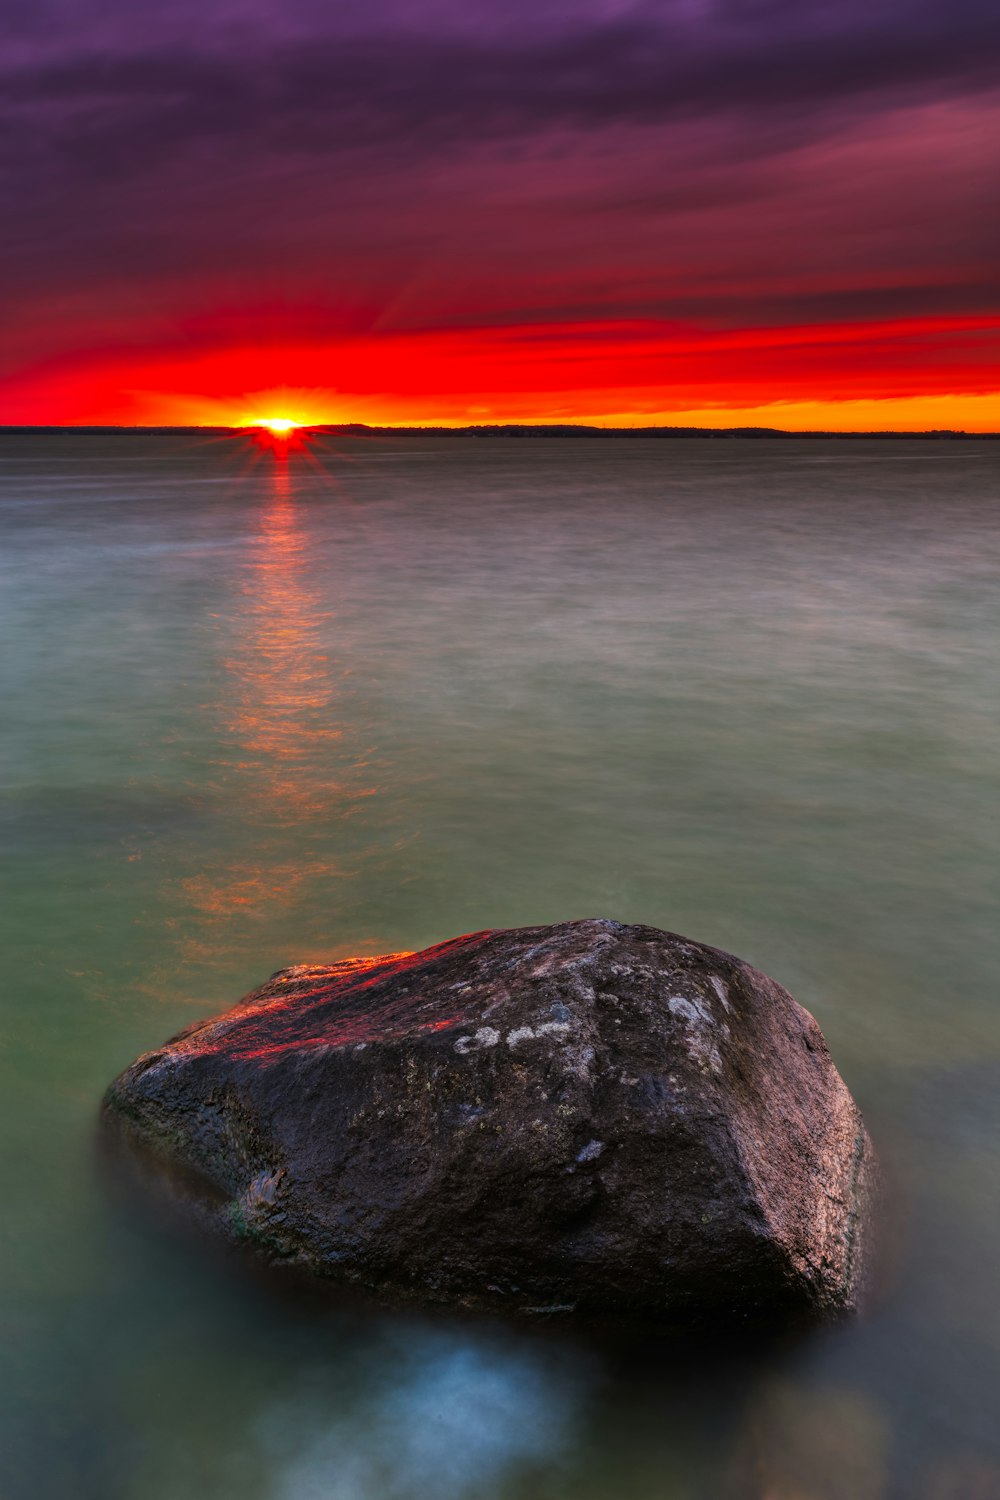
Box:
[103,920,874,1327]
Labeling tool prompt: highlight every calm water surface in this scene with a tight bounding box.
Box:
[2,433,999,1499]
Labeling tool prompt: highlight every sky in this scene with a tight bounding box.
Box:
[2,0,999,428]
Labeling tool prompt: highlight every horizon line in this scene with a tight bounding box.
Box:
[1,422,998,439]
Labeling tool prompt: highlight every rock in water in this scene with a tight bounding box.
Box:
[103,920,874,1326]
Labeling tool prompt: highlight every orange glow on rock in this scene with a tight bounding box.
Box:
[163,937,492,1063]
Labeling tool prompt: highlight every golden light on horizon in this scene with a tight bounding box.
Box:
[254,417,299,435]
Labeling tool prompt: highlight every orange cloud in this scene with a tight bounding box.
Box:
[4,310,999,430]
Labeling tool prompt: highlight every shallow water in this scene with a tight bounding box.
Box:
[2,431,999,1500]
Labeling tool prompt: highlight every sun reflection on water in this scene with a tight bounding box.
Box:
[220,457,340,820]
[180,446,378,959]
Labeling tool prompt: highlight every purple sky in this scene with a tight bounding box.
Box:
[3,0,999,424]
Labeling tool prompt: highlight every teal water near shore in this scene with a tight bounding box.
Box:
[2,432,999,1499]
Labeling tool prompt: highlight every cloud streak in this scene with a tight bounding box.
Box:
[7,0,1000,171]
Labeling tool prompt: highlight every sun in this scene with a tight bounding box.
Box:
[257,417,298,435]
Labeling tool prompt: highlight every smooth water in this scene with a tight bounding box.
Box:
[2,432,999,1500]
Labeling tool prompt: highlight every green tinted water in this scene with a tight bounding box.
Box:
[2,433,999,1499]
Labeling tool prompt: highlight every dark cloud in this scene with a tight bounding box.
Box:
[4,0,1000,185]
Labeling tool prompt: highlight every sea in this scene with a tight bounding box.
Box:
[2,431,999,1499]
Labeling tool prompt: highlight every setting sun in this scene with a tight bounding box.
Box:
[256,417,299,435]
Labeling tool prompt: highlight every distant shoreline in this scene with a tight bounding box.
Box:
[2,423,998,440]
